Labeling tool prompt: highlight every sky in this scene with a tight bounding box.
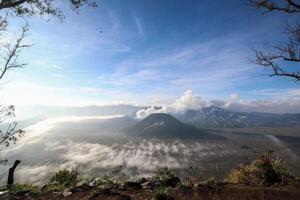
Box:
[0,0,300,109]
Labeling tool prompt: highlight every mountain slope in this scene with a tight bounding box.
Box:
[175,106,300,128]
[125,113,224,139]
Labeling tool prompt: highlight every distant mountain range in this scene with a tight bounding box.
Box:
[125,113,225,140]
[174,106,300,128]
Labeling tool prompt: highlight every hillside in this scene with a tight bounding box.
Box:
[175,106,300,128]
[125,113,224,140]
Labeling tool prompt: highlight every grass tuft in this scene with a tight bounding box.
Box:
[9,184,40,195]
[153,187,173,200]
[49,169,79,187]
[226,151,295,185]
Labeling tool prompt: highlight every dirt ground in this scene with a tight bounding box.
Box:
[2,182,300,200]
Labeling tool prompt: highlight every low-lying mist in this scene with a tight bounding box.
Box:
[0,115,299,185]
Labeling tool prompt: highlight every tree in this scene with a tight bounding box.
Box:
[250,0,300,81]
[0,0,98,147]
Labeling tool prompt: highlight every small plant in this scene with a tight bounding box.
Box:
[95,175,114,186]
[154,167,181,187]
[49,169,79,187]
[226,151,295,185]
[155,167,175,180]
[153,187,173,200]
[44,169,79,191]
[201,177,217,188]
[9,184,39,195]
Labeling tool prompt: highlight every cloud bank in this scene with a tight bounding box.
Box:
[136,90,300,118]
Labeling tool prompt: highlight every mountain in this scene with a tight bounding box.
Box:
[175,106,300,128]
[125,113,224,139]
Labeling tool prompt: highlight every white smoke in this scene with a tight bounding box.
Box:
[136,90,208,119]
[136,90,300,119]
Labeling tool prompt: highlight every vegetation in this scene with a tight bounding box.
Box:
[9,184,39,195]
[154,167,181,187]
[49,169,79,186]
[200,177,218,188]
[0,0,98,149]
[153,187,173,200]
[226,151,295,185]
[0,155,298,199]
[44,169,79,191]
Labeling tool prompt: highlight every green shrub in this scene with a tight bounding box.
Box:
[153,187,173,200]
[155,167,175,181]
[95,175,114,186]
[43,183,65,192]
[9,184,39,195]
[154,167,181,187]
[201,177,217,188]
[49,169,79,187]
[226,152,295,185]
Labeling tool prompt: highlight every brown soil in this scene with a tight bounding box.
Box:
[2,182,300,200]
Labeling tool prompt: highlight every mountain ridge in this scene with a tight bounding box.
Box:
[125,113,225,140]
[173,106,300,128]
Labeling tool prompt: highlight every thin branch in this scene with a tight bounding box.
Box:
[0,23,30,80]
[0,0,27,10]
[252,49,300,81]
[249,0,300,13]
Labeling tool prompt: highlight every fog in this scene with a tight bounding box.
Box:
[0,115,299,185]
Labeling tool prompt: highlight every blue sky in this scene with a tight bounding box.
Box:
[1,0,300,107]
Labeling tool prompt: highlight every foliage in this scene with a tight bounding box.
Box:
[200,177,217,188]
[153,167,181,188]
[154,167,176,182]
[0,105,24,147]
[226,151,295,185]
[95,175,115,186]
[153,187,173,200]
[49,169,79,187]
[0,0,98,150]
[9,184,40,195]
[0,0,97,20]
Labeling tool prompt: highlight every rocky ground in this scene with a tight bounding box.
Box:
[1,178,300,200]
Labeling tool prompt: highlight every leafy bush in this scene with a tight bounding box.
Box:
[201,177,217,188]
[155,168,175,180]
[95,176,114,186]
[153,167,181,187]
[48,169,79,187]
[226,151,295,185]
[153,187,173,200]
[9,184,39,195]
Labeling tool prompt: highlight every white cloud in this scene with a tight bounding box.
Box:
[172,90,207,111]
[136,90,208,118]
[0,82,91,106]
[136,106,163,119]
[133,12,144,36]
[136,89,300,118]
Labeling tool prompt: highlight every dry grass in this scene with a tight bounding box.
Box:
[226,151,295,185]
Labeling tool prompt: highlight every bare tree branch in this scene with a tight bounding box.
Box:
[249,0,300,81]
[249,0,300,13]
[0,105,24,147]
[0,0,27,10]
[0,0,98,20]
[0,0,98,149]
[252,48,300,80]
[0,23,30,80]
